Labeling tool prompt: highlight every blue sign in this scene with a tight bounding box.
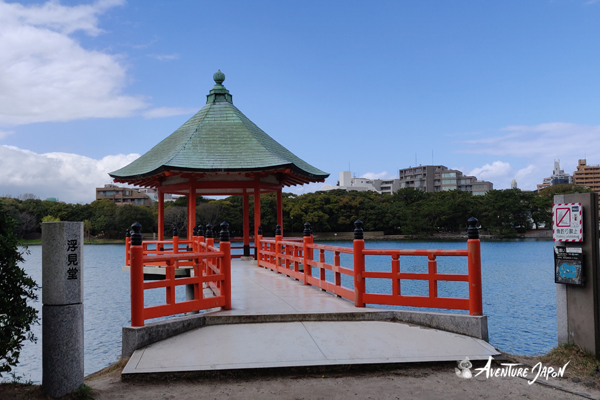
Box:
[554,246,584,286]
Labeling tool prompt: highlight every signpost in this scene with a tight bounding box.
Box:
[42,222,84,398]
[553,193,600,358]
[553,202,583,242]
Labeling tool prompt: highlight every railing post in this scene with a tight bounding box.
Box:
[257,225,263,266]
[303,222,312,285]
[125,229,131,266]
[467,217,483,316]
[206,224,215,276]
[206,224,214,247]
[130,222,145,327]
[275,224,282,269]
[192,226,198,252]
[197,224,205,248]
[172,228,179,254]
[353,220,365,307]
[428,254,438,299]
[220,221,232,310]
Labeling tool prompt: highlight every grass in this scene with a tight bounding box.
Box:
[75,384,94,400]
[0,381,94,400]
[506,343,600,385]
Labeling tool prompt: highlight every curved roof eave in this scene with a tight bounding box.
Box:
[109,71,329,184]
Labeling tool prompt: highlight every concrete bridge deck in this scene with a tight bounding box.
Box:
[122,259,499,376]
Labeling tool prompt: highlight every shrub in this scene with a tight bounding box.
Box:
[0,203,39,375]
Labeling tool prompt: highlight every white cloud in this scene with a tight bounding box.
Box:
[0,0,149,125]
[469,161,511,181]
[461,122,600,189]
[0,130,14,139]
[148,53,179,61]
[360,171,395,180]
[0,145,139,203]
[143,107,198,119]
[514,165,538,188]
[463,123,600,161]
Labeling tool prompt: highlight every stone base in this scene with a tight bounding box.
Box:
[240,256,254,261]
[250,260,258,265]
[43,304,84,398]
[122,309,490,358]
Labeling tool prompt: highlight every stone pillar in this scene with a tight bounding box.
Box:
[554,193,600,357]
[42,222,84,398]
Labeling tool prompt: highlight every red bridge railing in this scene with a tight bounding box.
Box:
[128,223,231,327]
[257,218,483,316]
[126,217,483,327]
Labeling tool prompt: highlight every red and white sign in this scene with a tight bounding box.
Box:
[553,203,583,242]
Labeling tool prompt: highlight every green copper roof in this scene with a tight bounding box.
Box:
[110,71,328,182]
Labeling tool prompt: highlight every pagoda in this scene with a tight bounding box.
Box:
[110,70,328,257]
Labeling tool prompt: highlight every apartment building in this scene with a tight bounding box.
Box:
[537,160,573,190]
[95,184,153,207]
[398,165,493,195]
[573,159,600,196]
[321,171,402,194]
[376,179,401,195]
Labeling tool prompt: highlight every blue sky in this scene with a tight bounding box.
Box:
[1,0,599,203]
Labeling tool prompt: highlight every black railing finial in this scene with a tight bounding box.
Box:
[275,224,282,236]
[354,220,364,240]
[257,225,263,235]
[205,224,213,238]
[467,217,480,240]
[220,221,230,242]
[131,222,143,246]
[303,222,312,237]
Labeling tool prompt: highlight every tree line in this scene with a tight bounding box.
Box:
[0,184,592,240]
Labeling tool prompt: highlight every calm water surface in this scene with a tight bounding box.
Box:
[14,239,556,383]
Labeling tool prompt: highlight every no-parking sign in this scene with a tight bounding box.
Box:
[553,203,583,242]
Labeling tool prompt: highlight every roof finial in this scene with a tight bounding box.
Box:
[213,70,225,85]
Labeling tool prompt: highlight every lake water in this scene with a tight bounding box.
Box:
[13,239,557,383]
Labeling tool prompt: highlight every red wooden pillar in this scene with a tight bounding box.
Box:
[158,190,165,241]
[353,220,365,307]
[219,222,232,310]
[130,223,145,327]
[277,188,283,236]
[187,186,196,240]
[254,184,261,241]
[467,217,483,316]
[243,190,250,257]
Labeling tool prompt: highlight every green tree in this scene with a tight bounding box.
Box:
[90,199,118,238]
[480,189,529,237]
[116,205,155,234]
[539,184,593,198]
[83,219,93,243]
[0,203,39,375]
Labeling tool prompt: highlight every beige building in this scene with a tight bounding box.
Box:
[573,159,600,202]
[398,165,493,195]
[96,184,153,207]
[321,171,402,194]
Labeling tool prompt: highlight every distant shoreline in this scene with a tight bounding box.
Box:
[18,230,554,246]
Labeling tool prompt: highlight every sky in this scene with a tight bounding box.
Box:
[1,0,599,203]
